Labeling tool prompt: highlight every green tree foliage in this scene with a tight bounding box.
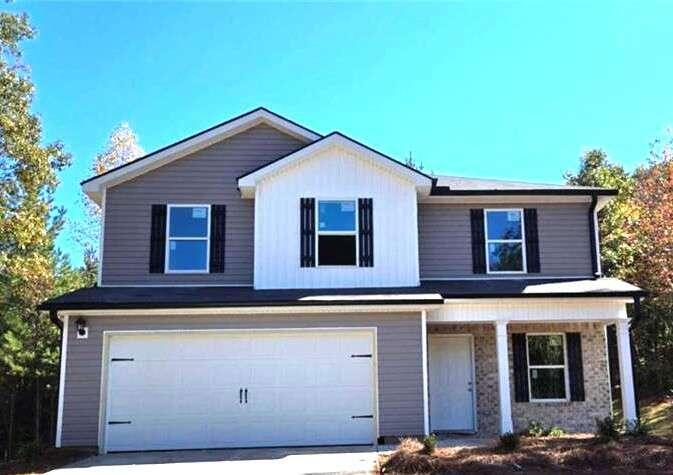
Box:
[565,149,638,279]
[0,11,92,460]
[566,146,673,396]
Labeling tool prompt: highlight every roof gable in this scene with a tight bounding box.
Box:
[82,107,321,204]
[237,131,434,198]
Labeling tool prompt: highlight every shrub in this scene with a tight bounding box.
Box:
[548,426,565,437]
[421,433,438,454]
[527,420,547,437]
[497,432,520,452]
[624,418,650,437]
[595,416,621,442]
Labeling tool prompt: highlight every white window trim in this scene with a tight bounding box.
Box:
[526,332,570,403]
[315,198,359,267]
[484,208,527,274]
[165,204,211,273]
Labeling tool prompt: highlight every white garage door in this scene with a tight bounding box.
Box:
[104,330,375,452]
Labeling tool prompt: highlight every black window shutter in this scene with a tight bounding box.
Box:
[567,332,586,401]
[209,205,226,273]
[470,209,486,274]
[524,208,541,273]
[300,198,315,267]
[358,198,374,267]
[512,333,530,402]
[149,204,167,273]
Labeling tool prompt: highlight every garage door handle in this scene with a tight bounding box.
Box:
[239,388,243,404]
[351,415,373,419]
[108,421,131,425]
[244,388,248,404]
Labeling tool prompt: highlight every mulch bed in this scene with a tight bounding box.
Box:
[380,435,673,474]
[0,448,94,475]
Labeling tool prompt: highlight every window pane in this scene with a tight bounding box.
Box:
[488,242,523,271]
[169,206,208,237]
[168,240,207,271]
[318,201,356,231]
[530,368,566,399]
[528,335,565,365]
[486,210,522,240]
[318,235,356,265]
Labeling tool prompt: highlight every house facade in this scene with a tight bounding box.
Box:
[41,108,643,453]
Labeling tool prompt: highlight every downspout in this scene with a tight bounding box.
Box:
[588,193,601,277]
[49,309,62,331]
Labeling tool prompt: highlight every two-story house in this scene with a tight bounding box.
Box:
[40,108,643,453]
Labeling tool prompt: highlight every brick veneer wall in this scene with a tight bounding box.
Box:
[428,322,612,437]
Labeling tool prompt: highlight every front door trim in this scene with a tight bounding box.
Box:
[428,334,477,433]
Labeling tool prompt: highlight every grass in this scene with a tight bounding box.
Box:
[380,435,673,474]
[0,448,93,475]
[640,395,673,439]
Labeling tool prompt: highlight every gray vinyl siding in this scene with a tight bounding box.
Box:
[101,124,306,285]
[60,312,424,448]
[418,202,593,278]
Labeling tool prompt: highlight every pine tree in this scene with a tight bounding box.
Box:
[0,11,70,457]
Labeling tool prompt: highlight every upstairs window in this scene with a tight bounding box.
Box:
[166,205,210,272]
[485,209,525,273]
[317,200,356,266]
[527,334,568,401]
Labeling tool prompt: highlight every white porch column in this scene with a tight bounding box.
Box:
[495,320,513,434]
[616,319,638,423]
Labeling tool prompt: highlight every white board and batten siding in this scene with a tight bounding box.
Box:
[254,145,421,289]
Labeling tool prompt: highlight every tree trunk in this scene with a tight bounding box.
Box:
[48,385,55,446]
[8,390,15,461]
[35,377,41,450]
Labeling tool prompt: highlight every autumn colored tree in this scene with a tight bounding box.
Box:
[0,11,84,460]
[567,144,673,397]
[74,123,143,263]
[626,133,673,394]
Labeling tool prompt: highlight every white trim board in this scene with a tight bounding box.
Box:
[58,303,441,319]
[83,108,321,204]
[55,315,69,448]
[237,133,433,198]
[421,310,430,435]
[430,298,630,323]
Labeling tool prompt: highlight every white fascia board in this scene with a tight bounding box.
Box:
[82,109,321,205]
[237,133,433,197]
[59,303,442,318]
[429,297,630,323]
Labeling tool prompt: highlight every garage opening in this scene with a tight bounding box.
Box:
[102,329,376,452]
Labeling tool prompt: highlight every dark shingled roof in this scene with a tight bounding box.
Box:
[430,175,617,196]
[39,278,643,311]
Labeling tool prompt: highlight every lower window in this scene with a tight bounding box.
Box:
[527,334,568,401]
[318,235,356,265]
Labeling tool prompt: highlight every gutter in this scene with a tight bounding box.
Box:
[49,309,62,330]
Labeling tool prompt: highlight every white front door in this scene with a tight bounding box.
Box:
[104,329,375,452]
[429,335,475,432]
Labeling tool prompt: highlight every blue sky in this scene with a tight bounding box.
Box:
[8,2,673,266]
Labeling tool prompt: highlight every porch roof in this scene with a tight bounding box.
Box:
[39,278,643,312]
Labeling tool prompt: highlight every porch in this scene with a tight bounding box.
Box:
[422,298,638,437]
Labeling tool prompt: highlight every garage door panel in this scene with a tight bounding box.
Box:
[105,330,375,451]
